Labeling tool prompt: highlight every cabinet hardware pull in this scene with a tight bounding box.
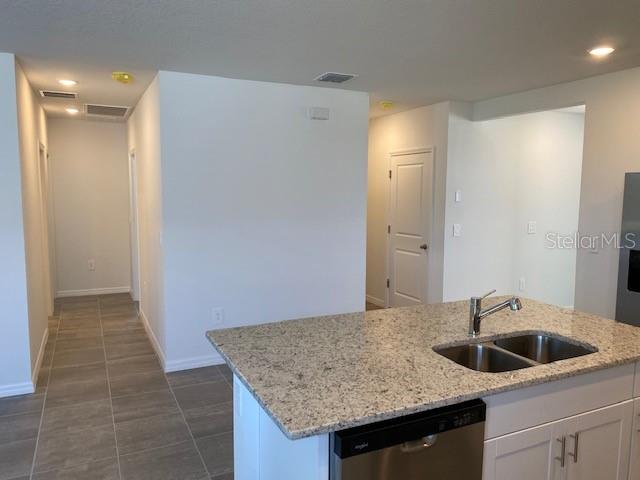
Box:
[568,433,579,463]
[555,436,566,468]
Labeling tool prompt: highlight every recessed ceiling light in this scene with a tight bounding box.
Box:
[589,46,615,58]
[58,79,77,87]
[65,107,79,115]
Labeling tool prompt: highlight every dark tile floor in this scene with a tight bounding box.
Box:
[0,294,233,480]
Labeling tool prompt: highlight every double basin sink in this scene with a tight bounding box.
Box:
[434,334,597,373]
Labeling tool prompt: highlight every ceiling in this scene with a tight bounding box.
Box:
[18,57,156,119]
[2,0,639,118]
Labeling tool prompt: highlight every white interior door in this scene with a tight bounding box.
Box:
[388,149,433,307]
[128,150,141,302]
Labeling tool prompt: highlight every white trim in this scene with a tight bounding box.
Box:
[128,149,141,302]
[164,353,224,373]
[366,295,386,308]
[389,147,433,157]
[31,327,49,387]
[0,382,34,398]
[139,308,166,369]
[56,286,131,298]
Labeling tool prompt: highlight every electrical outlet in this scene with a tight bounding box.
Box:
[519,277,526,291]
[212,307,224,326]
[88,259,96,271]
[453,223,462,237]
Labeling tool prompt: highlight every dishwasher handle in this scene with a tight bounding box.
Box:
[400,434,438,453]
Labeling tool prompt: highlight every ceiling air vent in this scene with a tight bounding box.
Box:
[40,90,78,99]
[314,72,358,84]
[85,104,129,118]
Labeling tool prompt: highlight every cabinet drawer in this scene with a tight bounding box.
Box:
[483,363,634,439]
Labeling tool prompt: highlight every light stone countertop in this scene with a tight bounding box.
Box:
[206,297,640,440]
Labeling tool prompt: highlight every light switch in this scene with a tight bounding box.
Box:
[527,221,537,235]
[455,190,462,203]
[453,223,462,237]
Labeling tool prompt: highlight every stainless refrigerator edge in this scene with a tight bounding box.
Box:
[616,172,640,326]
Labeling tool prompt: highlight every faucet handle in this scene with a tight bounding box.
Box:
[473,289,496,300]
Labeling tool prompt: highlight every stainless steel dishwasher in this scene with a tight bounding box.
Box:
[330,399,486,480]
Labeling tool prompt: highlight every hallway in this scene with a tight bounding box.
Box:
[0,294,233,480]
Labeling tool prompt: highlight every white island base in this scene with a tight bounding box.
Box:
[233,375,329,480]
[233,362,640,480]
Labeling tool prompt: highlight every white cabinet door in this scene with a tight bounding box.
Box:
[627,399,640,480]
[483,421,567,480]
[565,400,633,480]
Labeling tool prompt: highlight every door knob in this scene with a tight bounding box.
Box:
[420,244,428,250]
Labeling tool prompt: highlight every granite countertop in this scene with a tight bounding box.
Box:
[206,297,640,440]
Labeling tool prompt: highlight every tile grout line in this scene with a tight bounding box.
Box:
[28,303,62,480]
[98,298,124,480]
[164,371,212,478]
[217,366,233,390]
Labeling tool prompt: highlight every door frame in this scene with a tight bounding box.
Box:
[386,146,435,307]
[37,141,56,315]
[128,149,141,302]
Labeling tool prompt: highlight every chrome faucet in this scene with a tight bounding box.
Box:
[469,290,522,337]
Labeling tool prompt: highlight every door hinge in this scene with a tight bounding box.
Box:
[388,169,392,179]
[387,225,391,234]
[386,278,390,288]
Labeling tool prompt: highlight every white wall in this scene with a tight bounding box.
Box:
[473,67,640,318]
[126,76,166,358]
[0,54,32,395]
[367,103,450,305]
[49,118,131,296]
[15,60,51,386]
[443,107,584,307]
[143,71,369,370]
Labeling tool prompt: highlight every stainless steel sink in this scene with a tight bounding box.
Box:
[434,343,535,373]
[494,334,596,363]
[434,333,597,373]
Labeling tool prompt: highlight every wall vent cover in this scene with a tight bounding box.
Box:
[314,72,358,83]
[85,104,129,117]
[40,90,78,99]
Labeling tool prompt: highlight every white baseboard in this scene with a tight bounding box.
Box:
[139,308,166,370]
[31,327,49,387]
[0,382,35,398]
[164,353,224,373]
[366,294,386,308]
[139,308,223,373]
[56,286,131,298]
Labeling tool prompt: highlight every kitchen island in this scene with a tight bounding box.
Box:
[207,298,640,480]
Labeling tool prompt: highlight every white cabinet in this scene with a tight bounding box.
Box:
[565,401,633,480]
[483,401,634,480]
[483,421,566,480]
[629,399,640,480]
